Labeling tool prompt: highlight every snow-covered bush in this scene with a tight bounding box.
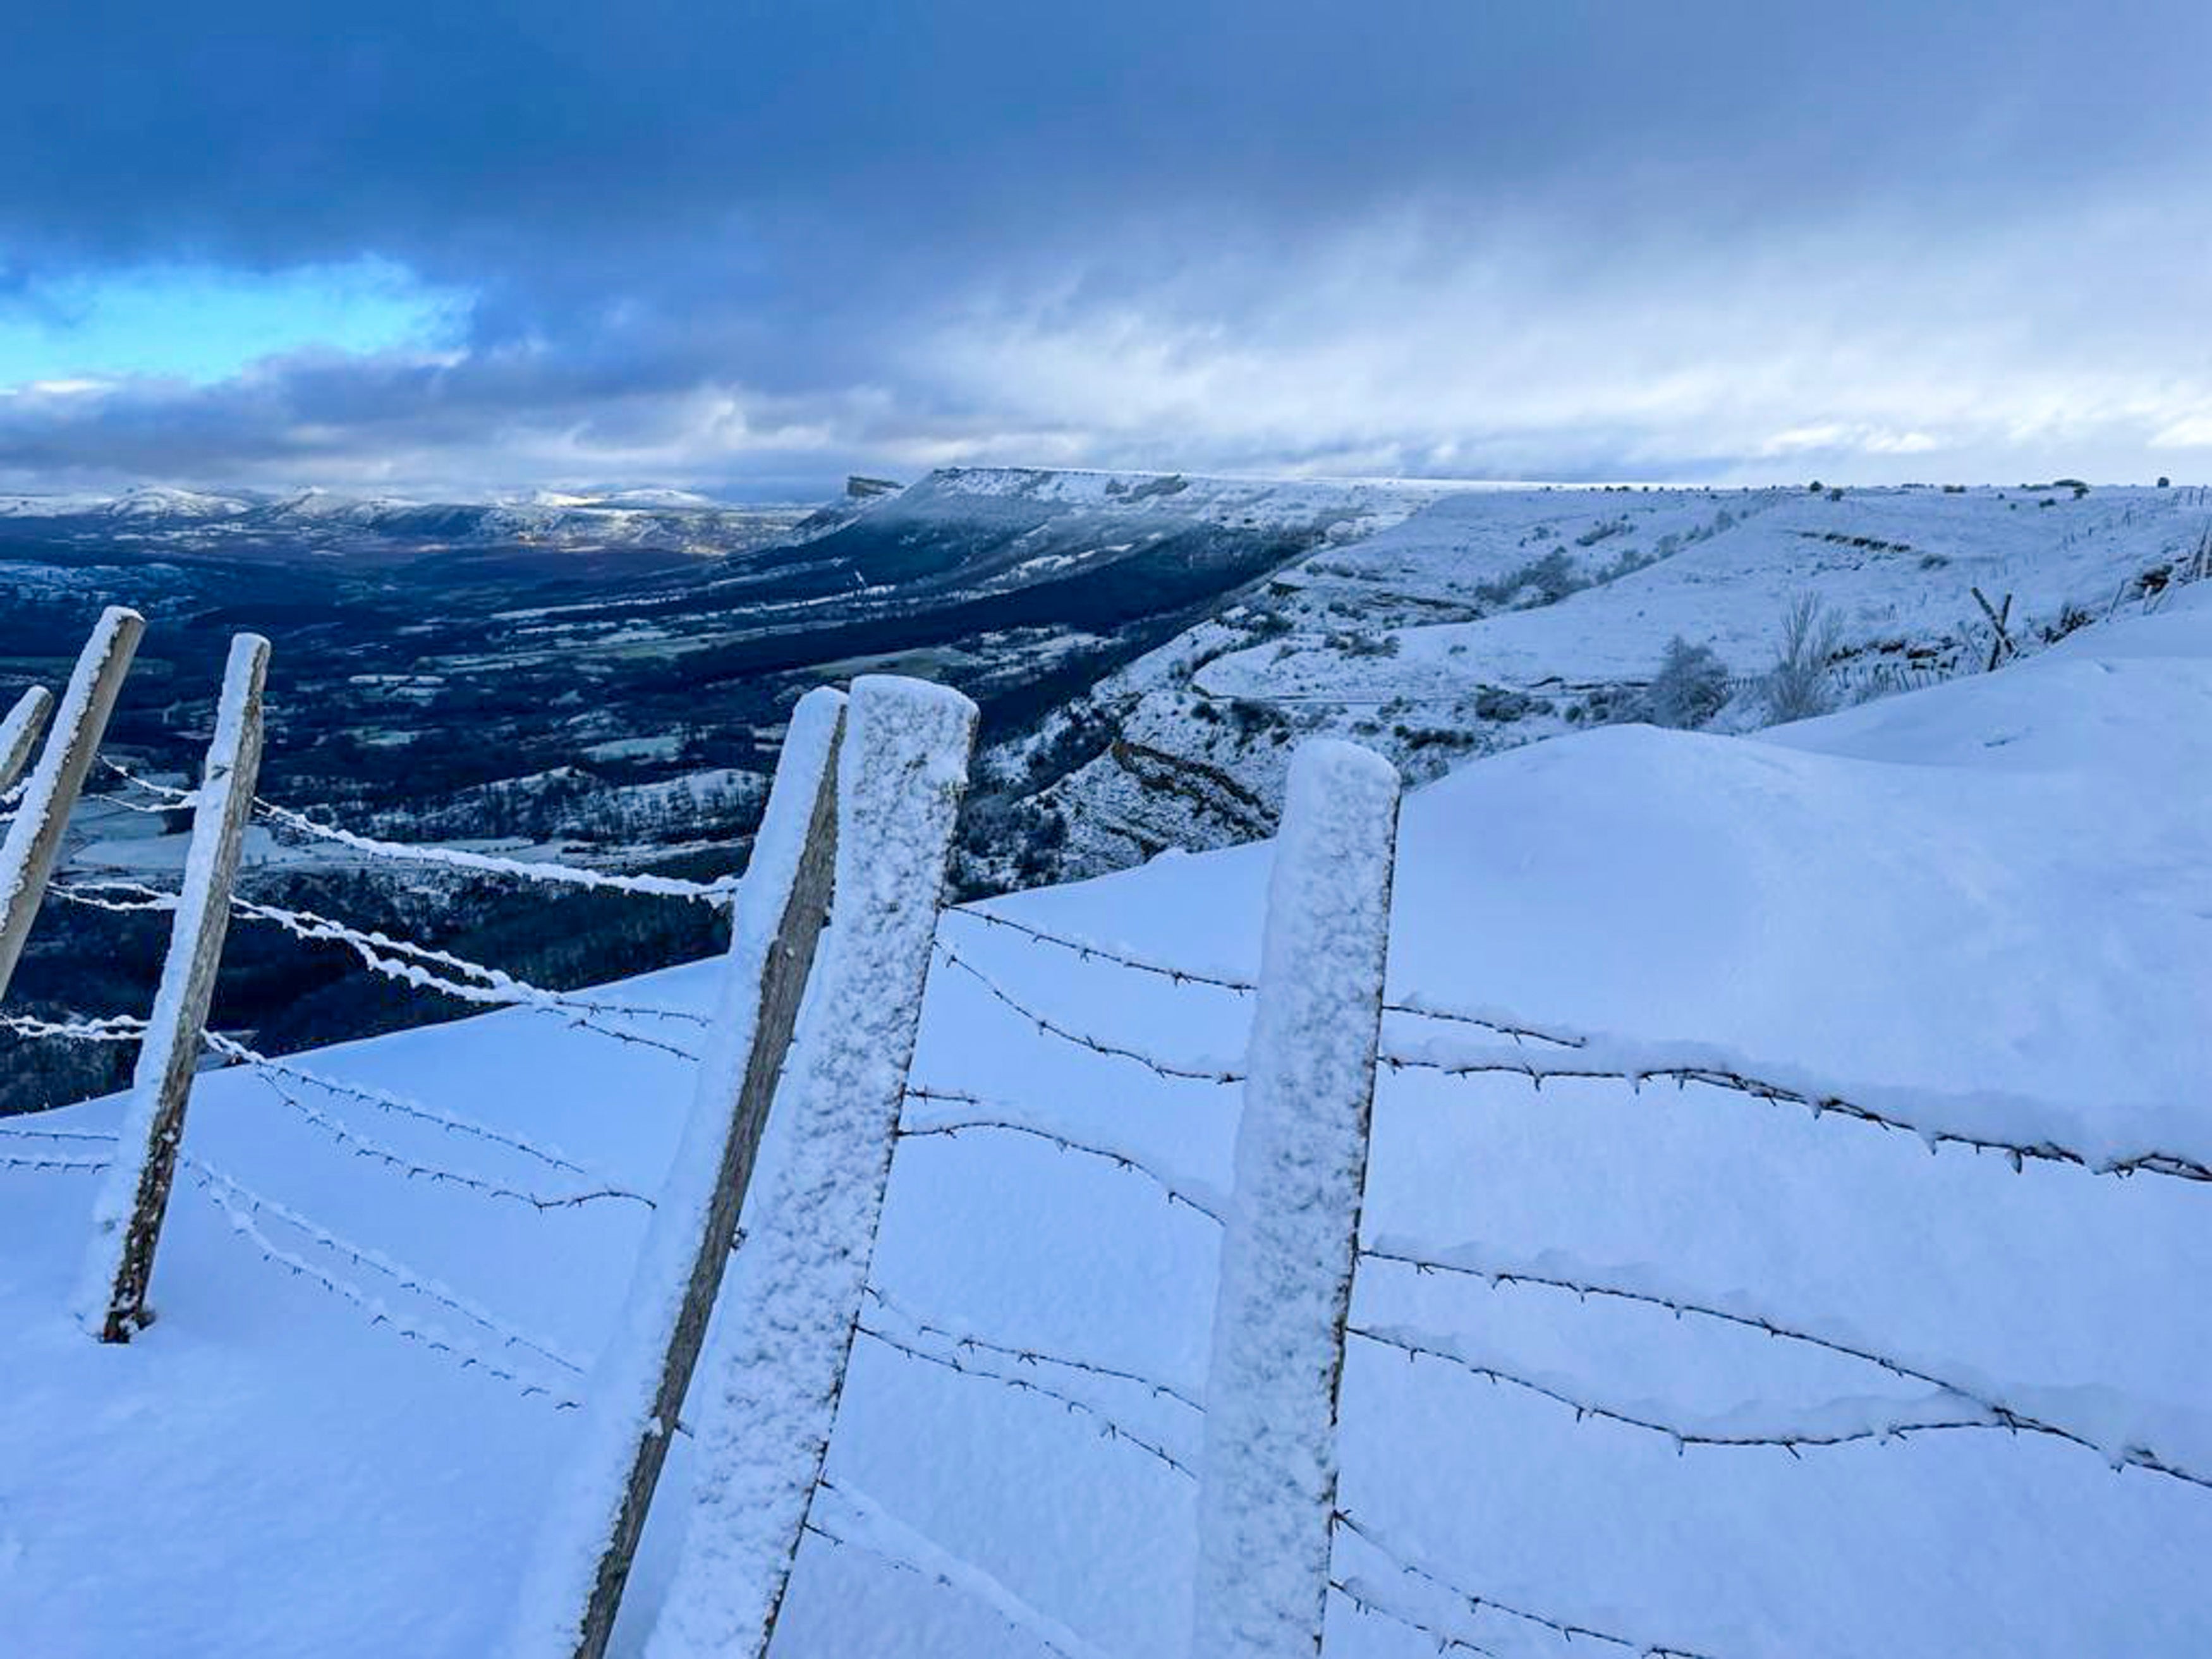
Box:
[1642,636,1730,729]
[1763,594,1844,723]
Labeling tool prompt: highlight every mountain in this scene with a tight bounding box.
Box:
[5,584,2208,1655]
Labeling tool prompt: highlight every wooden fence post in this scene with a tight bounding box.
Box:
[1191,738,1401,1659]
[0,685,54,796]
[78,634,270,1342]
[0,606,145,1004]
[645,674,977,1659]
[506,686,848,1659]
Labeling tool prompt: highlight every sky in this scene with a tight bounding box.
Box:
[2,1,2208,500]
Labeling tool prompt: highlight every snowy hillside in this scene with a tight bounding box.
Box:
[5,583,2209,1655]
[996,482,2210,885]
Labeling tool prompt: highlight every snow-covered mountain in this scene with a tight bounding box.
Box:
[5,581,2209,1655]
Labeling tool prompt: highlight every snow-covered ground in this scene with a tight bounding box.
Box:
[4,586,2210,1655]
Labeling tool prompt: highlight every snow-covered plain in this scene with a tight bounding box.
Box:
[4,586,2211,1655]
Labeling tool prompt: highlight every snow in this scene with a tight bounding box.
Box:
[1193,741,1399,1659]
[3,586,2211,1655]
[647,676,978,1658]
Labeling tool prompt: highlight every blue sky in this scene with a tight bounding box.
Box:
[0,259,466,387]
[1,1,2208,497]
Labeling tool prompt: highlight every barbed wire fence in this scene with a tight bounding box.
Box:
[4,603,2210,1657]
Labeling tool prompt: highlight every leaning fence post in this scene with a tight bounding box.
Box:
[506,686,848,1659]
[78,633,270,1343]
[0,606,145,1004]
[1191,738,1401,1659]
[645,674,977,1659]
[0,685,54,797]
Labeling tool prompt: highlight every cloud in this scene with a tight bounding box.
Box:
[1,1,2208,492]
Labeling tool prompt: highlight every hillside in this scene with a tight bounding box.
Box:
[4,584,2209,1655]
[988,482,2209,885]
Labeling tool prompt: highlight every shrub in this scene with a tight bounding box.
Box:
[1764,595,1844,723]
[1643,636,1730,729]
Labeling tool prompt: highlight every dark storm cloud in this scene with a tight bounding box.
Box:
[3,1,2209,491]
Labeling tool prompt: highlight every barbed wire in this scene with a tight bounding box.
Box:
[228,892,710,1030]
[942,906,1584,1048]
[854,1323,1198,1481]
[185,1158,583,1409]
[928,940,1245,1085]
[863,1280,1203,1414]
[0,1145,111,1172]
[900,1085,1227,1221]
[0,1122,117,1144]
[1358,1239,2212,1491]
[186,1154,586,1376]
[1346,1322,2046,1460]
[1332,1509,1720,1659]
[202,1032,624,1186]
[1329,1573,1503,1658]
[1,1009,147,1043]
[250,788,736,904]
[47,877,178,915]
[1379,1038,2212,1187]
[221,1048,653,1213]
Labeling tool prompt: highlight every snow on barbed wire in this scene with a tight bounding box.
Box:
[2,1009,149,1043]
[187,1154,587,1377]
[252,789,736,902]
[212,1039,654,1213]
[930,939,1246,1083]
[944,904,1584,1047]
[1331,1509,1723,1659]
[183,1157,583,1410]
[1359,1236,2212,1490]
[899,1083,1227,1221]
[1381,1026,2212,1186]
[229,891,708,1028]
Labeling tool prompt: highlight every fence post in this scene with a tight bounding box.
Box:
[506,686,848,1659]
[645,674,977,1659]
[0,685,54,796]
[0,606,145,1004]
[1191,738,1401,1659]
[77,634,270,1342]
